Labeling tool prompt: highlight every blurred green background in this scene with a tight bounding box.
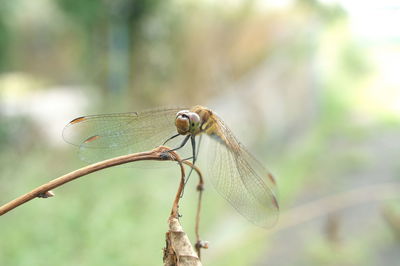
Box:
[1,0,400,265]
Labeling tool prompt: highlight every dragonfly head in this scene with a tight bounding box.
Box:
[175,110,201,135]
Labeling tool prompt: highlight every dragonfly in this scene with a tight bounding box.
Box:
[63,105,279,228]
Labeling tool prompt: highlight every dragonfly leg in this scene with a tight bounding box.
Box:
[162,135,190,162]
[169,134,190,152]
[183,134,202,184]
[191,135,197,165]
[166,134,200,198]
[196,135,202,159]
[180,135,199,198]
[162,133,180,145]
[184,136,197,182]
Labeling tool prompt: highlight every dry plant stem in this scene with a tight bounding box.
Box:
[194,177,204,242]
[194,177,205,258]
[181,161,205,258]
[1,145,204,265]
[194,190,204,258]
[164,217,202,266]
[182,161,204,240]
[165,161,205,264]
[170,161,203,219]
[170,157,186,219]
[0,146,182,216]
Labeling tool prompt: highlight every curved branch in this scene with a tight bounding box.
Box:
[181,161,207,258]
[1,146,206,265]
[0,146,183,216]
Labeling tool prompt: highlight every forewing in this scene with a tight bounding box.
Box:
[206,116,279,228]
[63,107,183,163]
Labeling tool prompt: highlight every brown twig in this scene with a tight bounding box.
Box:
[163,161,205,265]
[169,153,186,219]
[164,218,202,266]
[195,175,207,258]
[1,145,207,265]
[0,146,181,216]
[179,161,207,258]
[170,161,203,219]
[175,161,207,259]
[181,161,204,238]
[194,174,204,241]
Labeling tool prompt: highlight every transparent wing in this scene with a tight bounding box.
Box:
[206,117,279,228]
[63,107,184,163]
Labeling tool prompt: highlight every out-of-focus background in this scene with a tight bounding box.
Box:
[1,0,400,265]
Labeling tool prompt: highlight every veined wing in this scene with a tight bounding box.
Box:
[206,115,279,228]
[63,107,183,163]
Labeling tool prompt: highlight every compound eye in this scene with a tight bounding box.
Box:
[188,113,200,125]
[176,110,189,118]
[175,114,190,134]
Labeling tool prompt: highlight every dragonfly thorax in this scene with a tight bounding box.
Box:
[175,110,201,135]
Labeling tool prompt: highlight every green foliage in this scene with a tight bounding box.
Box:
[0,18,10,70]
[55,0,106,28]
[55,0,162,28]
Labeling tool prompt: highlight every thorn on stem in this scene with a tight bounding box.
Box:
[37,191,55,198]
[196,240,209,249]
[196,184,204,191]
